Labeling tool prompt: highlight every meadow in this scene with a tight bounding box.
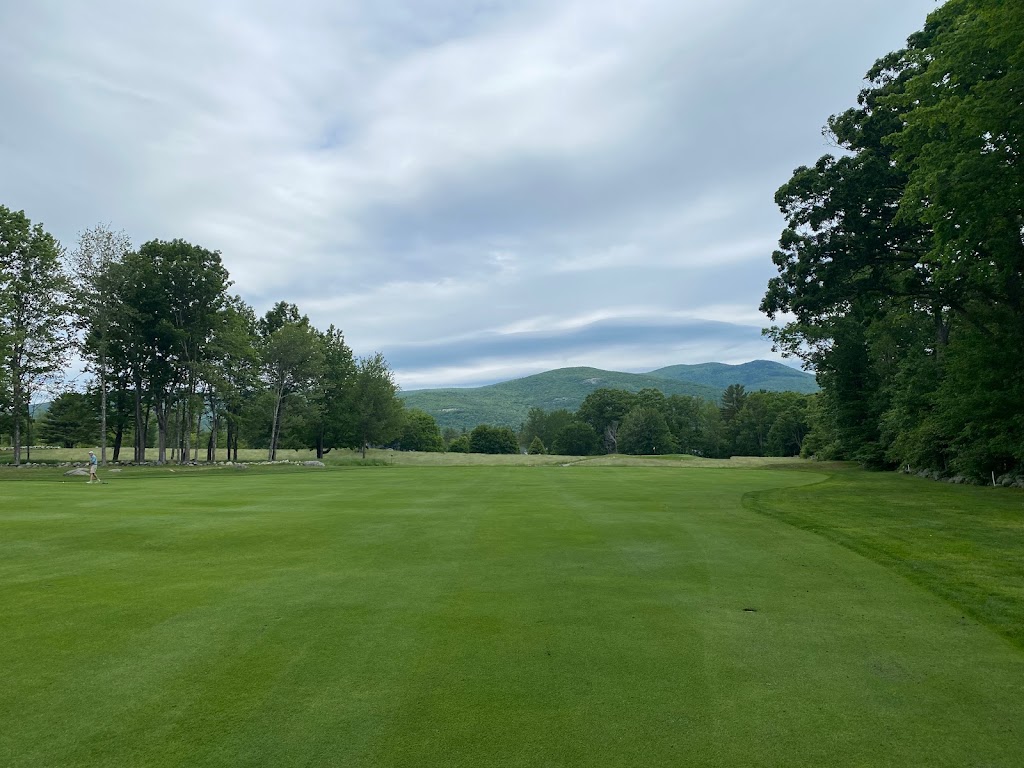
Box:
[1,459,1022,767]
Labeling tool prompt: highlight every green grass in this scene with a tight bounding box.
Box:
[748,468,1024,648]
[1,463,1022,767]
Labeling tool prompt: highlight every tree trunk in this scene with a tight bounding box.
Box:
[134,374,144,462]
[269,385,285,461]
[177,399,185,464]
[194,398,202,462]
[156,398,169,465]
[604,424,618,455]
[142,403,151,461]
[113,423,123,462]
[99,352,108,466]
[207,393,217,462]
[225,417,234,463]
[11,374,22,466]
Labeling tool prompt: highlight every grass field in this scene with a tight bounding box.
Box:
[1,461,1022,767]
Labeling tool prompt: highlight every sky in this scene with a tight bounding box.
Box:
[1,0,938,390]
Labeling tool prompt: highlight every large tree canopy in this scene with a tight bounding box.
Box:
[762,0,1024,478]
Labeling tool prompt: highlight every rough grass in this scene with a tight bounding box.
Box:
[2,445,811,469]
[1,463,1022,767]
[747,467,1024,648]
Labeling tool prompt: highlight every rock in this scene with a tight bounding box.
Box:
[234,463,248,470]
[64,468,89,476]
[302,460,326,468]
[109,468,122,473]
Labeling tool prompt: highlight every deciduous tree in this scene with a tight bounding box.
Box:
[351,352,403,458]
[396,408,444,452]
[577,389,637,454]
[259,302,324,461]
[0,206,73,465]
[72,223,131,465]
[469,424,519,454]
[618,407,676,456]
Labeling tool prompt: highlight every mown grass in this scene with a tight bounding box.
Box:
[1,463,1022,767]
[747,467,1024,648]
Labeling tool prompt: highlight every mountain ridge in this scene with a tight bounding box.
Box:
[399,360,817,431]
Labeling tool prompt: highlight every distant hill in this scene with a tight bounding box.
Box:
[399,361,816,431]
[648,360,818,394]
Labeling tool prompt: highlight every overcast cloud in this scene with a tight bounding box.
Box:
[0,0,937,389]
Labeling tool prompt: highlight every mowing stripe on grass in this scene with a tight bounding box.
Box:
[1,466,1022,767]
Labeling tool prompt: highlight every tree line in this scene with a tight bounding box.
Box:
[762,0,1023,481]
[0,213,412,465]
[1,205,814,464]
[450,385,811,458]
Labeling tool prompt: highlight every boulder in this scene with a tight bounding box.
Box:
[302,461,326,468]
[64,468,89,476]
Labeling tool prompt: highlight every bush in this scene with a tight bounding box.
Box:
[447,435,470,453]
[469,425,519,454]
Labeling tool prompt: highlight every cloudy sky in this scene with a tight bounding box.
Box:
[1,0,937,389]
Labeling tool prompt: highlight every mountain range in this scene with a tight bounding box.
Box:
[399,360,817,431]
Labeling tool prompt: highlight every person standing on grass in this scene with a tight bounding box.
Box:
[88,450,98,484]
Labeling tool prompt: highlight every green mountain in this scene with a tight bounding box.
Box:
[648,360,818,394]
[399,361,816,431]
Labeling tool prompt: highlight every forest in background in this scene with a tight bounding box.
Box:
[399,360,816,431]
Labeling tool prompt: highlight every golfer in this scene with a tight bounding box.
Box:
[88,450,98,483]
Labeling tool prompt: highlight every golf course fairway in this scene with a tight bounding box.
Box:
[1,464,1022,767]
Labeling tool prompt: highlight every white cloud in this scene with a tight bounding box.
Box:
[0,0,938,389]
